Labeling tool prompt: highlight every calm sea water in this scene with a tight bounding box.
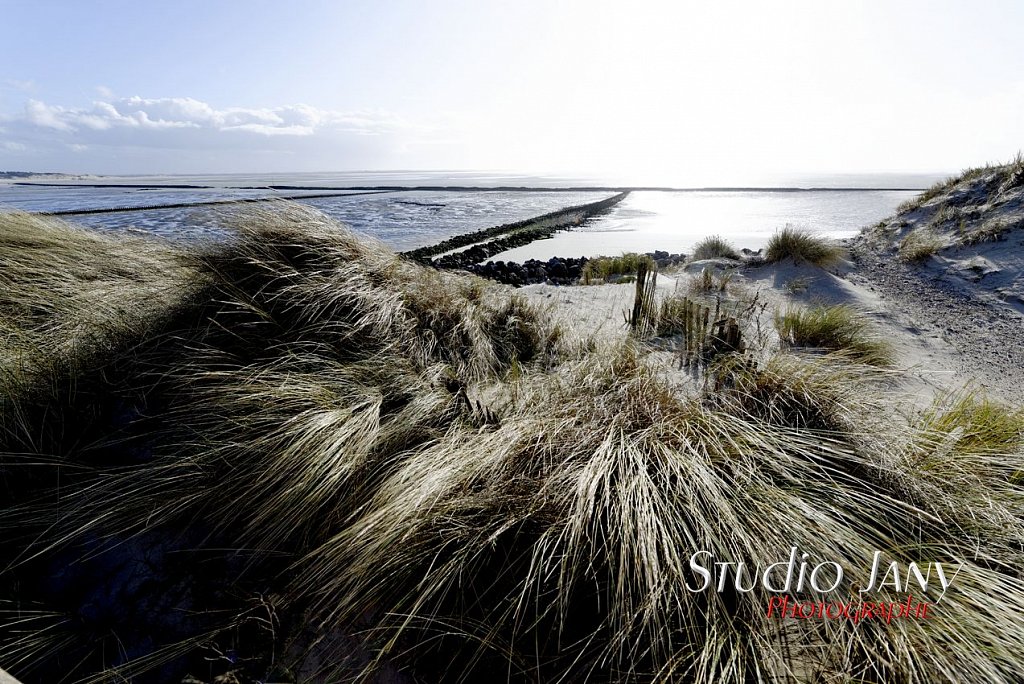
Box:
[0,171,933,257]
[491,189,917,261]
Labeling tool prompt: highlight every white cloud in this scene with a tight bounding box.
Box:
[3,94,445,173]
[18,96,409,139]
[26,100,74,131]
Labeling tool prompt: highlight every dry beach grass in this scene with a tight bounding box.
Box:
[0,206,1023,683]
[764,227,844,268]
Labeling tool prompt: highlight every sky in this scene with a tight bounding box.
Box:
[1,0,1023,182]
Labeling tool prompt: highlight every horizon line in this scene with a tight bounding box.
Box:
[10,182,930,193]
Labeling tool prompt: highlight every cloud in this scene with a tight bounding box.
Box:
[25,100,74,131]
[1,94,449,173]
[17,96,409,138]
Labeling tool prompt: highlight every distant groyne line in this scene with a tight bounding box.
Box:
[403,191,629,268]
[30,190,390,217]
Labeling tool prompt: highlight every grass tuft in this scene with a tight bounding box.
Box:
[691,235,739,260]
[764,226,843,267]
[914,389,1024,458]
[775,303,895,367]
[581,252,653,285]
[899,229,945,262]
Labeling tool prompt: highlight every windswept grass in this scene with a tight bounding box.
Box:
[897,153,1024,213]
[691,234,739,260]
[286,344,1024,683]
[999,151,1024,192]
[581,252,653,284]
[775,303,895,367]
[959,217,1012,245]
[0,211,204,361]
[1,207,1023,683]
[764,226,844,267]
[899,228,945,262]
[896,194,927,214]
[913,388,1024,457]
[897,167,990,213]
[0,206,562,681]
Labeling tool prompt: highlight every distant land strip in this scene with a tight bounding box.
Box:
[13,182,929,192]
[30,190,390,216]
[403,191,629,268]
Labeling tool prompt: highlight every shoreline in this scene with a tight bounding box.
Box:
[10,180,930,192]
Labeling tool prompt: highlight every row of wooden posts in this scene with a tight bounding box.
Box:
[626,262,744,367]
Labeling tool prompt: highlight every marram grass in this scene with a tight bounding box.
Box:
[895,152,1024,214]
[1,207,1023,683]
[899,228,945,262]
[691,234,739,261]
[764,226,844,267]
[581,252,653,284]
[775,303,896,367]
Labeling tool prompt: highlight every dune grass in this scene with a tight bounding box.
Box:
[0,206,563,681]
[764,226,844,267]
[1,207,1024,683]
[914,388,1024,457]
[0,211,204,360]
[998,151,1024,192]
[897,153,1024,213]
[580,252,653,284]
[691,234,739,260]
[899,228,945,262]
[775,303,895,367]
[959,217,1022,246]
[896,166,991,213]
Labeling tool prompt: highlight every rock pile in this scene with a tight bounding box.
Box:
[465,251,687,286]
[467,257,589,286]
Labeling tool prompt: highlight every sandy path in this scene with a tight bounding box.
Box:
[848,244,1024,402]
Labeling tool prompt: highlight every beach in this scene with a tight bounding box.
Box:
[1,161,1022,682]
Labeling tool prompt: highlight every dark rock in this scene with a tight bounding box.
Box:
[464,256,588,286]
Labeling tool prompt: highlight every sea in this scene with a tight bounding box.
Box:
[0,171,943,260]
